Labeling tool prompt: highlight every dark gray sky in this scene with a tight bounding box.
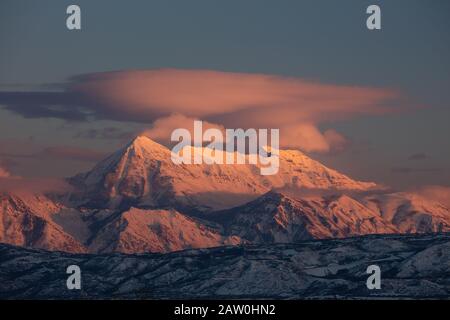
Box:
[0,0,449,189]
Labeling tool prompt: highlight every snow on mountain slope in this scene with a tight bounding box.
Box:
[88,208,242,253]
[2,233,449,299]
[2,188,447,254]
[69,136,377,211]
[275,149,376,190]
[0,192,85,252]
[362,192,450,233]
[69,136,266,211]
[212,191,397,243]
[1,136,448,255]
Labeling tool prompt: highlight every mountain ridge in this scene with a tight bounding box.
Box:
[68,135,378,211]
[0,136,449,254]
[1,232,449,299]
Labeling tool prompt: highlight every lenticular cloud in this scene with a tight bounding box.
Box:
[68,69,399,123]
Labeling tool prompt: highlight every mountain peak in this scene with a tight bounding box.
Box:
[123,135,171,160]
[128,135,168,151]
[70,132,379,211]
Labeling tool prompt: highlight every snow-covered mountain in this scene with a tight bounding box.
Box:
[87,208,242,254]
[211,191,449,243]
[362,192,450,233]
[211,191,397,242]
[0,136,449,254]
[0,191,243,254]
[68,136,377,212]
[0,192,85,252]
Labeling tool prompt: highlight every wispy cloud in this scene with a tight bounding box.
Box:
[1,69,401,121]
[68,69,401,124]
[391,166,442,174]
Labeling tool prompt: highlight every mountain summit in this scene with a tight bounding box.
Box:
[69,136,377,211]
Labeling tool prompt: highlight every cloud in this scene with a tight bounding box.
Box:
[0,162,72,195]
[0,176,73,194]
[0,158,19,171]
[391,167,442,174]
[68,69,400,125]
[0,91,90,121]
[0,69,403,153]
[40,146,108,162]
[1,69,400,123]
[408,152,427,161]
[412,185,450,207]
[323,129,350,153]
[73,127,134,140]
[0,166,10,178]
[280,124,331,152]
[0,139,108,164]
[142,114,350,153]
[142,114,226,146]
[280,125,350,153]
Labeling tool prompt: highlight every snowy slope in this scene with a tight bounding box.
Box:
[211,191,397,243]
[1,233,449,299]
[362,192,450,233]
[0,192,85,252]
[69,136,377,211]
[1,136,448,254]
[88,208,242,253]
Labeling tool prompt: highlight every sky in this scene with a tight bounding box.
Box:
[0,0,449,190]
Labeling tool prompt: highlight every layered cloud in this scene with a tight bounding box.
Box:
[67,69,399,124]
[0,69,403,153]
